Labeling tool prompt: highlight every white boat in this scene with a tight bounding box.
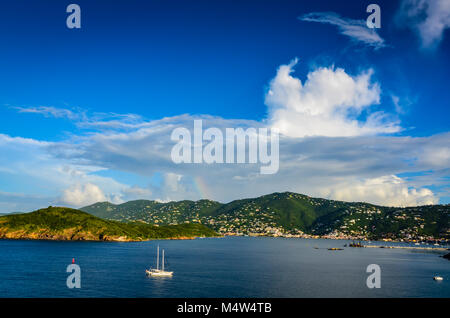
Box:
[146,245,173,277]
[433,276,443,281]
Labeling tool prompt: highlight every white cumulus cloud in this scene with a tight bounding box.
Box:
[320,175,438,207]
[265,59,400,138]
[60,183,109,207]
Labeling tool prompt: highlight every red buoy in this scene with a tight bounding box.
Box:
[72,258,75,264]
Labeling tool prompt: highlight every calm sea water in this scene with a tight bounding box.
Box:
[0,237,448,298]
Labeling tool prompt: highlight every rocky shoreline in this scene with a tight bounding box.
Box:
[0,233,216,242]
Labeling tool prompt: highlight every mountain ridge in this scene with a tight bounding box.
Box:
[81,192,450,241]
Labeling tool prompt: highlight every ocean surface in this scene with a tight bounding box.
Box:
[0,236,448,298]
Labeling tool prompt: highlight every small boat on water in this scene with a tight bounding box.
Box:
[433,276,443,281]
[146,245,173,277]
[328,248,343,251]
[349,241,364,248]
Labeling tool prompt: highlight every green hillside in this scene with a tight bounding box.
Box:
[82,199,222,225]
[0,206,218,241]
[81,192,450,241]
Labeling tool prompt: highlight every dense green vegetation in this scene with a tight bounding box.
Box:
[81,192,450,240]
[311,203,449,239]
[83,199,221,223]
[0,206,218,241]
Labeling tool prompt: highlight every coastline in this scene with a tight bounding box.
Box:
[222,234,450,250]
[0,234,223,242]
[0,233,447,250]
[364,244,449,251]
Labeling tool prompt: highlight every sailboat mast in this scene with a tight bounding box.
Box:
[162,249,165,271]
[156,245,159,270]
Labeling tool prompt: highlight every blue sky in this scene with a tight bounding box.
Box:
[0,0,449,211]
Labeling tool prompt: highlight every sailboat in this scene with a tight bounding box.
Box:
[146,245,173,277]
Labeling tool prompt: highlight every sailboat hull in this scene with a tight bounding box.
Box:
[146,269,173,277]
